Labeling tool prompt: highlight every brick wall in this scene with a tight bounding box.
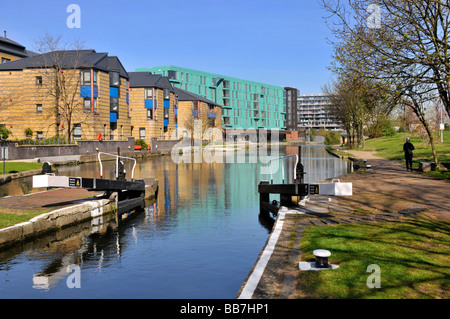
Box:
[3,138,135,160]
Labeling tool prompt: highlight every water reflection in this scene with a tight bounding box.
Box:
[0,145,351,298]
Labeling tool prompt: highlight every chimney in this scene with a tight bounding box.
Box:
[3,30,6,38]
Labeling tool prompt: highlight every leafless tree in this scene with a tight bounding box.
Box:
[35,34,88,143]
[321,0,450,116]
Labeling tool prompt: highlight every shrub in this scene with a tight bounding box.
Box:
[0,126,11,140]
[25,128,33,136]
[135,139,147,149]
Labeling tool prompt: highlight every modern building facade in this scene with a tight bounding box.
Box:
[0,49,131,141]
[136,66,288,137]
[297,94,341,131]
[284,87,298,130]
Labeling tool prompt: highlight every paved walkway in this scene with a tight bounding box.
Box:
[0,188,103,213]
[334,148,450,221]
[239,149,449,299]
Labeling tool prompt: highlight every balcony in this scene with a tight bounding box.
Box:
[208,112,216,119]
[80,85,98,98]
[192,110,199,118]
[145,100,157,109]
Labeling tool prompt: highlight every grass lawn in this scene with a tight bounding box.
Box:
[0,162,43,174]
[296,216,450,299]
[363,131,450,163]
[0,208,48,229]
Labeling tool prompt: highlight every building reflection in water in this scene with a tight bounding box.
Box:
[0,145,351,297]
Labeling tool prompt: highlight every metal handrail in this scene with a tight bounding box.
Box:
[98,152,137,180]
[266,154,299,184]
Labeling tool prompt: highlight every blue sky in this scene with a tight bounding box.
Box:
[2,0,335,94]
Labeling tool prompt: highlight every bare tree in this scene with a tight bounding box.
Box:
[321,0,448,165]
[35,34,88,143]
[321,0,450,117]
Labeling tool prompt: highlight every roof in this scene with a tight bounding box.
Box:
[173,86,220,107]
[0,49,128,78]
[128,72,174,92]
[0,36,36,58]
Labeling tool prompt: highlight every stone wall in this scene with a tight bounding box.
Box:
[3,137,135,160]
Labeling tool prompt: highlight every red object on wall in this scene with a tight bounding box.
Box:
[98,133,102,141]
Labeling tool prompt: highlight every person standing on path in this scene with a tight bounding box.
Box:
[403,137,415,171]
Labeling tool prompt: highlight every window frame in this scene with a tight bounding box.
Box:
[110,72,120,87]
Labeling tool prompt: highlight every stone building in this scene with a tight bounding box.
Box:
[0,49,131,141]
[173,86,222,141]
[128,72,177,144]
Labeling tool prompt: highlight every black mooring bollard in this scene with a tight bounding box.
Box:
[313,249,331,268]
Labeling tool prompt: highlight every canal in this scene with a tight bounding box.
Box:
[0,145,351,298]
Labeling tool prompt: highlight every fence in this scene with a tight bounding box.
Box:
[4,137,135,160]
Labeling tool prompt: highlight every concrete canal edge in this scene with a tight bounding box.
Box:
[237,209,295,299]
[0,198,115,251]
[0,178,159,252]
[0,169,43,186]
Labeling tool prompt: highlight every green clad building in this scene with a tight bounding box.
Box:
[136,65,294,138]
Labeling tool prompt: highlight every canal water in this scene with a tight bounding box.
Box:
[0,145,351,298]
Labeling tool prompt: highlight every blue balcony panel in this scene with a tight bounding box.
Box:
[164,100,170,108]
[145,100,157,109]
[110,112,117,123]
[80,86,98,98]
[208,112,216,119]
[164,119,169,127]
[192,110,199,117]
[110,87,119,98]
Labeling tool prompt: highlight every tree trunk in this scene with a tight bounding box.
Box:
[411,99,439,168]
[422,120,438,167]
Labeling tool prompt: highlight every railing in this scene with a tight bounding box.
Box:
[98,151,137,181]
[266,154,299,184]
[18,137,75,145]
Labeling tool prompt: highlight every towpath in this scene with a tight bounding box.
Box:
[0,188,103,214]
[238,149,449,299]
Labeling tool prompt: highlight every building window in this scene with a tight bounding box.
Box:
[110,97,118,112]
[168,70,177,80]
[36,131,43,141]
[139,128,145,140]
[73,124,82,140]
[145,88,153,99]
[164,107,169,119]
[1,57,11,64]
[163,89,170,100]
[36,76,42,86]
[84,98,97,112]
[36,104,43,113]
[110,72,120,87]
[147,108,153,120]
[80,70,97,86]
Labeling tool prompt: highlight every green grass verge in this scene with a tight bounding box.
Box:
[363,131,450,162]
[326,146,355,158]
[0,162,43,174]
[297,216,450,299]
[0,209,48,229]
[343,131,450,180]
